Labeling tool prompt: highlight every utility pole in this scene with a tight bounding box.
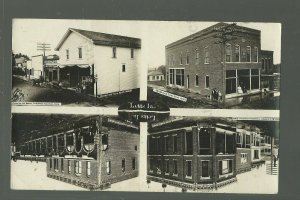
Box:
[37,43,51,56]
[212,23,237,101]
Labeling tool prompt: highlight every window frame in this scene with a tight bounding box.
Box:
[78,47,82,59]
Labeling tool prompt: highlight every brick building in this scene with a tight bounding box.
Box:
[165,22,269,99]
[147,123,237,190]
[20,116,139,190]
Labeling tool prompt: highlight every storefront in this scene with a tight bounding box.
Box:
[225,68,260,95]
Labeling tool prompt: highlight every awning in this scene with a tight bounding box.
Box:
[58,64,91,69]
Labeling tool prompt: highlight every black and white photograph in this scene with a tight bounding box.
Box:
[146,22,281,109]
[11,113,141,191]
[12,19,142,106]
[10,19,280,194]
[147,117,279,193]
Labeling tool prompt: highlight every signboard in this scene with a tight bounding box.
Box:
[153,88,187,102]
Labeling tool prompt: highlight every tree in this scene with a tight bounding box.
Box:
[212,23,237,98]
[12,52,16,67]
[157,65,166,76]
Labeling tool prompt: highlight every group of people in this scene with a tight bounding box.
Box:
[211,88,222,101]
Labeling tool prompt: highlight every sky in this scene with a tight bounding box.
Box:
[12,19,281,67]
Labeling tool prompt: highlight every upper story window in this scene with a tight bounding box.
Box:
[78,47,82,59]
[204,47,209,64]
[225,43,232,62]
[106,161,111,175]
[173,135,178,153]
[234,45,240,62]
[262,58,265,70]
[180,52,183,65]
[131,48,134,59]
[186,51,189,65]
[246,46,251,62]
[164,136,169,153]
[66,49,69,60]
[254,47,258,62]
[122,64,126,72]
[112,46,117,58]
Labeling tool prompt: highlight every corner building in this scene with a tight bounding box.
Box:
[165,22,264,99]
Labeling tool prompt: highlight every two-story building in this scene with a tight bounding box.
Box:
[55,28,141,96]
[165,22,266,100]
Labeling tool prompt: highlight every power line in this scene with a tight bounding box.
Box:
[37,42,51,56]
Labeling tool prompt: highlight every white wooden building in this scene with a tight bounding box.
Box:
[26,55,44,79]
[147,69,165,82]
[55,28,141,96]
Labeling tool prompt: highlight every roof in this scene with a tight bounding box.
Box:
[166,22,261,49]
[55,28,141,50]
[148,70,164,76]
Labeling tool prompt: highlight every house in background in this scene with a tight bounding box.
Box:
[55,28,141,96]
[15,56,27,67]
[148,69,165,82]
[26,55,44,79]
[165,22,274,99]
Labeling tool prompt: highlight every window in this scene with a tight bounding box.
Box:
[169,69,174,84]
[246,135,250,147]
[78,47,82,59]
[106,161,111,175]
[86,161,91,176]
[201,161,209,178]
[204,47,209,64]
[149,158,154,172]
[195,75,199,86]
[186,160,192,178]
[135,145,138,151]
[75,160,82,175]
[205,75,210,88]
[199,128,211,155]
[234,45,240,62]
[131,48,134,59]
[185,132,193,155]
[195,49,199,61]
[173,135,178,153]
[175,69,184,86]
[122,159,125,172]
[66,49,69,60]
[186,52,189,65]
[165,159,170,174]
[219,160,233,175]
[254,150,259,159]
[50,158,52,169]
[180,52,183,65]
[173,160,178,175]
[68,160,71,173]
[241,153,248,164]
[61,158,64,172]
[172,55,175,66]
[112,47,117,58]
[262,58,265,70]
[132,158,136,170]
[225,43,232,62]
[122,64,126,72]
[246,46,251,62]
[157,159,162,174]
[164,136,169,153]
[254,47,258,62]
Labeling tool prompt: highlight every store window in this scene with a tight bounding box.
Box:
[219,160,233,175]
[186,160,192,178]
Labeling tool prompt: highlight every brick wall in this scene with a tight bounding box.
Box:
[100,129,139,184]
[165,24,262,98]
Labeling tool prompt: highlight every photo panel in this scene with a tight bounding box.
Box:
[146,116,279,193]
